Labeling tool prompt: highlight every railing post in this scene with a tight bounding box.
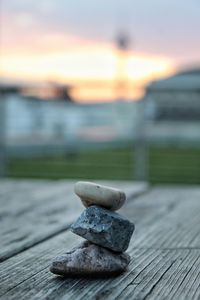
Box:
[134,98,148,181]
[0,95,7,177]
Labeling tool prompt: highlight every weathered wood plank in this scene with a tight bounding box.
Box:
[0,231,82,297]
[0,181,79,262]
[1,185,200,299]
[0,180,147,261]
[1,235,200,300]
[120,186,200,249]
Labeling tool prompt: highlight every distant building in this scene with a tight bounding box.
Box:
[0,90,139,156]
[145,68,200,121]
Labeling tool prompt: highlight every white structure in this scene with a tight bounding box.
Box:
[1,94,140,156]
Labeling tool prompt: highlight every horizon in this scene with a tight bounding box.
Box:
[1,0,200,102]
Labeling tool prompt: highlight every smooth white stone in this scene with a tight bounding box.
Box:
[74,181,126,211]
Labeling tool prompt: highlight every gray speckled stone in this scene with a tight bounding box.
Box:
[70,205,135,252]
[50,241,130,277]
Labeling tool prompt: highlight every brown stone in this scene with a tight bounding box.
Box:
[50,241,130,277]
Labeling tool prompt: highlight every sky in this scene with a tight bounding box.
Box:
[1,0,200,102]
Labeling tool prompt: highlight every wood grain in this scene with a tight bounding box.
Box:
[0,180,147,262]
[0,182,200,299]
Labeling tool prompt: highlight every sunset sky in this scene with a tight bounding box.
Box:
[1,0,200,102]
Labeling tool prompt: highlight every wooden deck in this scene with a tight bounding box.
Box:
[0,180,200,300]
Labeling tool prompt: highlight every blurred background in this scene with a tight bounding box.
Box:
[0,0,200,184]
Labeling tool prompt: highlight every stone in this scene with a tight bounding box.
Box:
[50,241,130,277]
[74,181,126,211]
[70,205,134,252]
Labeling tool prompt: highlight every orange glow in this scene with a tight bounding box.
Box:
[1,39,175,102]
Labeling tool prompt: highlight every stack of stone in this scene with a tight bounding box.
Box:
[50,181,135,277]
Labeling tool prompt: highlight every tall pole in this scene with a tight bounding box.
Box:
[134,98,148,181]
[115,33,130,101]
